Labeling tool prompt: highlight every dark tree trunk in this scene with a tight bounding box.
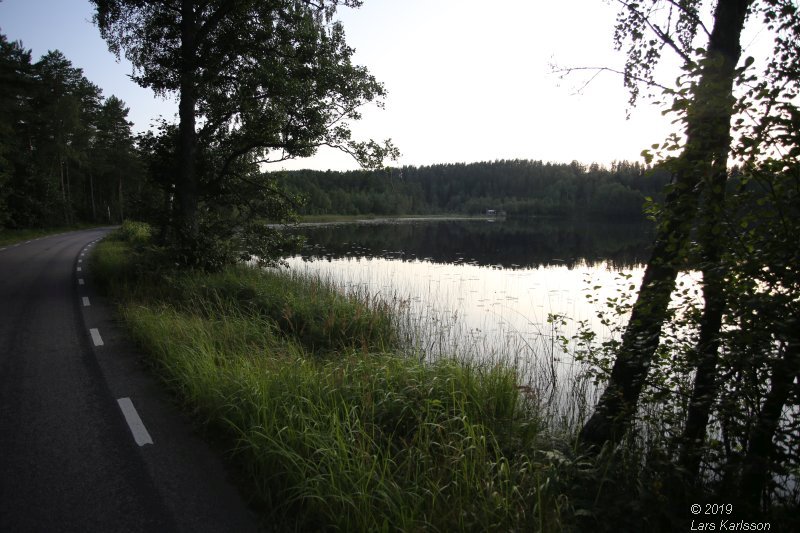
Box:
[118,176,124,223]
[89,171,97,221]
[175,0,199,242]
[679,168,729,479]
[740,342,800,511]
[58,155,69,225]
[579,0,751,450]
[65,160,72,225]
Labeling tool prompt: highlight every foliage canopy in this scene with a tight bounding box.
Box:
[91,0,397,268]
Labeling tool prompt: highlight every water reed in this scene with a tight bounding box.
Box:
[91,226,591,531]
[96,223,733,531]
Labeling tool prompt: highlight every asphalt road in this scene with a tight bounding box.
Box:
[0,228,260,532]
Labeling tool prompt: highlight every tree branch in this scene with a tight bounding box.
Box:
[616,0,695,65]
[196,0,237,48]
[217,140,282,181]
[552,65,673,94]
[663,0,712,38]
[236,173,303,211]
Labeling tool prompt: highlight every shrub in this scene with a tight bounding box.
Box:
[114,220,153,245]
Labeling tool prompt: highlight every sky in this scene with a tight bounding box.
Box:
[0,0,680,171]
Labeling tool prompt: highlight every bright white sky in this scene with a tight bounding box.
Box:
[0,0,682,170]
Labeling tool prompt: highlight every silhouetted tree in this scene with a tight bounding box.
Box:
[579,0,752,449]
[570,0,800,510]
[91,0,396,267]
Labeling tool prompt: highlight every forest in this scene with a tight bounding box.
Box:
[0,31,670,230]
[275,159,671,218]
[0,33,148,230]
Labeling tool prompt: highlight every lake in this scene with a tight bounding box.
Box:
[282,217,655,413]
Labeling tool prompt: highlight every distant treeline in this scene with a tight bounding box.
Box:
[275,160,672,219]
[1,32,671,230]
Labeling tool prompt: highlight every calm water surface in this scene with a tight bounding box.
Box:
[283,218,654,382]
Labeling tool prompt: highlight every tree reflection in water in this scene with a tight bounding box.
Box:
[283,218,658,416]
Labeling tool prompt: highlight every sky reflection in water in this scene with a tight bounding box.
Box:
[283,219,656,378]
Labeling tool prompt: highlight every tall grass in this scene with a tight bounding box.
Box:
[91,226,586,531]
[126,303,551,530]
[95,223,766,531]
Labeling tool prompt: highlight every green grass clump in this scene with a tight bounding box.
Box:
[113,220,153,245]
[91,225,580,531]
[176,267,399,354]
[122,302,563,531]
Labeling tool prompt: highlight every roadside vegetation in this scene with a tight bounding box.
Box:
[92,221,580,531]
[95,220,800,532]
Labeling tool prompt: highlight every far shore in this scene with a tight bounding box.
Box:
[291,213,503,227]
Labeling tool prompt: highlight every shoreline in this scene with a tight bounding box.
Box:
[292,213,503,227]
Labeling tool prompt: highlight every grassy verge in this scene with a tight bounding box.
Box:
[0,223,106,246]
[90,222,580,531]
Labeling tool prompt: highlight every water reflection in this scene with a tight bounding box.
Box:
[289,218,653,270]
[282,218,653,413]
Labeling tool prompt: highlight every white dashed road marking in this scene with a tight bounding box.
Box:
[89,328,104,346]
[76,267,82,272]
[82,297,90,307]
[78,279,84,285]
[117,398,154,446]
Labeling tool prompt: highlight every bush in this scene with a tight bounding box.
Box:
[114,220,153,245]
